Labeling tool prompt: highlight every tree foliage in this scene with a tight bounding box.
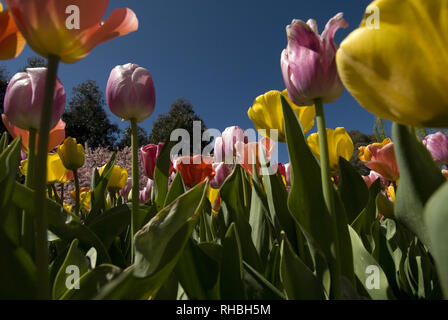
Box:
[63,80,120,149]
[148,98,207,154]
[116,125,149,149]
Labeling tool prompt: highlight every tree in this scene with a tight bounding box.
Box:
[348,130,377,176]
[116,125,149,149]
[20,56,47,71]
[148,98,207,154]
[63,80,120,149]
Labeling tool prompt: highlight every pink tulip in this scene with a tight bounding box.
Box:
[214,126,248,163]
[281,13,348,106]
[119,178,132,201]
[363,170,386,188]
[4,68,65,130]
[106,63,155,123]
[209,162,233,188]
[139,178,154,204]
[140,143,164,180]
[364,142,399,182]
[235,137,275,176]
[423,132,448,166]
[5,0,138,63]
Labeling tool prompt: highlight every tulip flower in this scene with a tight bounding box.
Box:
[209,162,233,189]
[235,137,275,176]
[106,63,156,123]
[423,132,448,167]
[363,170,386,188]
[207,187,221,215]
[248,90,315,142]
[4,68,65,131]
[119,178,133,201]
[70,187,91,211]
[281,13,348,106]
[5,0,138,63]
[99,164,128,193]
[2,115,66,152]
[20,152,73,184]
[442,169,448,180]
[140,143,164,180]
[139,178,154,204]
[174,155,215,187]
[336,0,448,128]
[214,126,248,164]
[361,140,399,182]
[284,163,291,186]
[0,3,25,60]
[57,137,85,171]
[358,138,392,162]
[307,127,354,175]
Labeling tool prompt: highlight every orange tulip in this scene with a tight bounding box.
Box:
[2,114,66,152]
[5,0,138,63]
[0,2,25,59]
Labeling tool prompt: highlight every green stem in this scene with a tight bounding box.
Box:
[22,128,37,255]
[33,54,60,299]
[74,169,80,216]
[315,99,341,299]
[131,119,139,264]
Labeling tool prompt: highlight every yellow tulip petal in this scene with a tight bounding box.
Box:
[336,0,448,127]
[248,90,315,142]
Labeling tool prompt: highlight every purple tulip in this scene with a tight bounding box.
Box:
[4,68,66,130]
[209,162,233,188]
[284,163,291,186]
[214,126,248,163]
[423,132,448,166]
[140,143,164,179]
[119,178,133,201]
[139,178,154,204]
[281,13,348,106]
[363,170,387,188]
[106,63,155,123]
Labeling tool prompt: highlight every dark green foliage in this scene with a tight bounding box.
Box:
[116,125,149,149]
[63,80,120,149]
[149,98,207,154]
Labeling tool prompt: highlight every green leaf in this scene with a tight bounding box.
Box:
[281,96,336,295]
[134,181,206,277]
[249,183,271,266]
[348,225,395,300]
[279,233,326,300]
[424,181,448,298]
[87,204,131,249]
[0,137,21,222]
[243,261,285,300]
[89,152,117,219]
[338,157,369,224]
[0,132,9,152]
[220,223,245,300]
[164,171,186,207]
[175,240,221,299]
[12,182,111,264]
[220,165,262,272]
[393,123,445,250]
[0,231,36,299]
[154,141,176,210]
[52,239,90,299]
[61,264,122,300]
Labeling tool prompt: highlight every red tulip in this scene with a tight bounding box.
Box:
[174,155,215,187]
[364,142,399,182]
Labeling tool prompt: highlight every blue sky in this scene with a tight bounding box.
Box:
[1,0,377,163]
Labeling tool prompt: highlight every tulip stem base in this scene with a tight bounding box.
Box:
[22,128,37,256]
[34,54,60,299]
[315,98,341,299]
[131,119,139,264]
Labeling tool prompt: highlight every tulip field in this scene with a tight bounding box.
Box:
[2,0,448,302]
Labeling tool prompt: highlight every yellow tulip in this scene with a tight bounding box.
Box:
[336,0,448,128]
[307,127,354,175]
[207,186,220,215]
[20,153,73,184]
[248,90,315,142]
[99,164,128,193]
[57,137,85,171]
[70,187,91,211]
